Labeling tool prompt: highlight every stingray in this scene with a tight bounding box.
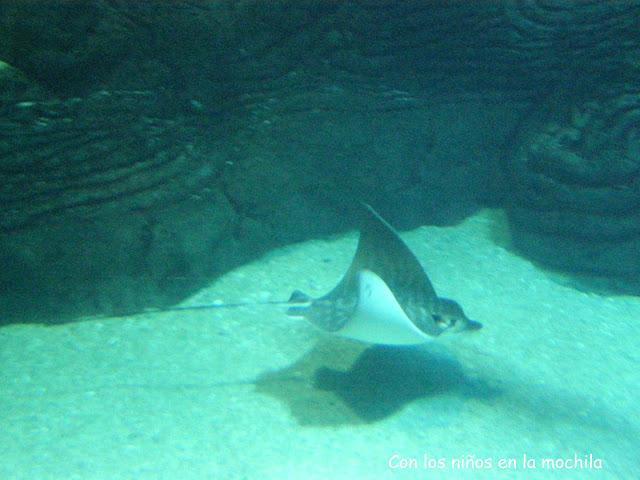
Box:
[286,204,481,344]
[141,204,481,345]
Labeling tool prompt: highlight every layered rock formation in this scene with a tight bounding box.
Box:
[505,83,640,286]
[0,0,639,323]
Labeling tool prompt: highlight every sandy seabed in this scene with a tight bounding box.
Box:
[2,209,638,479]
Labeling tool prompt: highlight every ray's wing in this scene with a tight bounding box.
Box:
[350,204,437,301]
[288,204,439,334]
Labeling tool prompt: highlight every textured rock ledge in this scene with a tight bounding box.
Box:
[505,82,640,285]
[0,0,639,323]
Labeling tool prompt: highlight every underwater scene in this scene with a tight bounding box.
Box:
[1,1,639,479]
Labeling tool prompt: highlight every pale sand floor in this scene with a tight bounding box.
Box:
[1,209,639,479]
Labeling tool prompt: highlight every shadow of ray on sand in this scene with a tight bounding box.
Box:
[255,339,499,426]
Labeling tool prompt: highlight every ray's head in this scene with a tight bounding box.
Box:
[432,298,482,335]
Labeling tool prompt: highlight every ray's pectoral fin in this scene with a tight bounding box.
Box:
[338,269,433,345]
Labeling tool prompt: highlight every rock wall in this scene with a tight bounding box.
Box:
[0,0,639,323]
[500,1,640,290]
[504,79,640,289]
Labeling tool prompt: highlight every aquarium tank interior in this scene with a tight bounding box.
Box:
[1,1,639,478]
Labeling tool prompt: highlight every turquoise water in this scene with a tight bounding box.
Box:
[2,210,638,479]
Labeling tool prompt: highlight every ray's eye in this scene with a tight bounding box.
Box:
[433,314,455,329]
